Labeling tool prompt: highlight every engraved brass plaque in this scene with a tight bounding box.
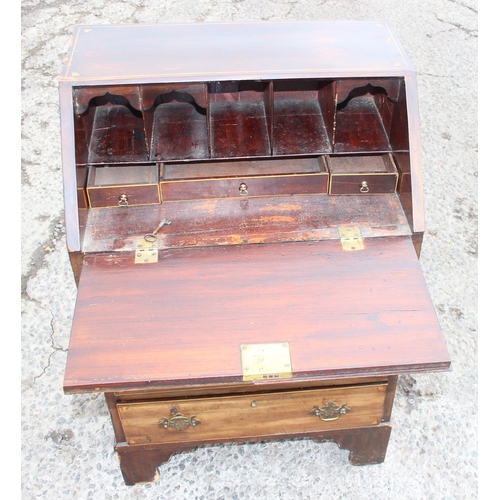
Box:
[339,226,364,251]
[241,342,292,381]
[135,237,158,264]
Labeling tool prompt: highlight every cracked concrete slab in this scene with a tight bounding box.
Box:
[21,1,477,498]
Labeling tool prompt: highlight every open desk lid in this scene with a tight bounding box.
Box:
[63,236,450,393]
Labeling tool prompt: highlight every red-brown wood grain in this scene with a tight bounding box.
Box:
[87,184,160,208]
[88,105,148,163]
[334,96,391,153]
[80,193,412,254]
[210,101,271,158]
[161,173,328,201]
[64,236,449,393]
[329,174,397,195]
[151,103,209,161]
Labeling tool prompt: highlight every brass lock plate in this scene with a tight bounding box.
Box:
[135,237,159,264]
[241,342,292,381]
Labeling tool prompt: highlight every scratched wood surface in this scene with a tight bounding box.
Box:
[64,236,450,393]
[80,193,411,253]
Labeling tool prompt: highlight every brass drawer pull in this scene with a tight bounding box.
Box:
[239,183,248,196]
[309,402,350,421]
[158,414,201,431]
[360,181,369,193]
[118,193,129,206]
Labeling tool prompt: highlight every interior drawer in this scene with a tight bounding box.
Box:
[328,154,398,195]
[87,164,160,208]
[160,156,329,201]
[117,383,387,445]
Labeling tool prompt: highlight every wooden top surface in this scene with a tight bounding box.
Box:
[64,236,449,393]
[60,21,413,84]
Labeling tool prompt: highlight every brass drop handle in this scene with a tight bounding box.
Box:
[309,402,350,421]
[239,183,248,196]
[118,193,129,206]
[360,181,369,193]
[158,414,201,431]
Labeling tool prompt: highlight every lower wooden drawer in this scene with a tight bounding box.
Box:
[160,156,329,201]
[117,383,387,445]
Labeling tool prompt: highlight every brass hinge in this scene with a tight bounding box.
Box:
[134,220,171,263]
[135,238,158,264]
[339,226,364,251]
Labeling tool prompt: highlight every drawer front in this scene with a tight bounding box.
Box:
[87,184,160,208]
[117,383,387,445]
[329,173,397,195]
[160,173,328,201]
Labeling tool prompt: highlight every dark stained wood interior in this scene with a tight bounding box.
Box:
[208,81,271,158]
[273,80,334,155]
[73,77,407,165]
[151,102,209,161]
[86,94,148,164]
[334,95,391,153]
[210,101,271,157]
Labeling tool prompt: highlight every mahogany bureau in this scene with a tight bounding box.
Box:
[59,21,451,485]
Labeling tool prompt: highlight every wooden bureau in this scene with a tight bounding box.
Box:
[60,21,451,485]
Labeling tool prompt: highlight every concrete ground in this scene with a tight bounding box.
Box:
[21,1,478,499]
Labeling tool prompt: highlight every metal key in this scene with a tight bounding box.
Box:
[144,219,171,242]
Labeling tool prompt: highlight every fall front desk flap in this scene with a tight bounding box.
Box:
[63,236,450,393]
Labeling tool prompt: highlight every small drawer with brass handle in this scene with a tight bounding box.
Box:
[118,193,129,206]
[116,383,387,445]
[327,153,398,195]
[159,156,329,202]
[86,164,160,208]
[359,181,370,193]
